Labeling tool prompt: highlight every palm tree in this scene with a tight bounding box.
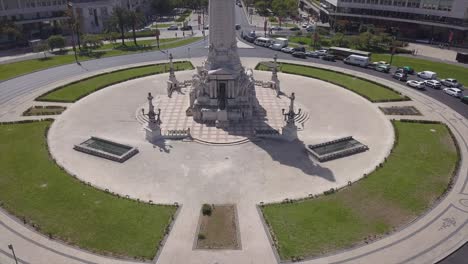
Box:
[128,10,145,46]
[106,7,129,46]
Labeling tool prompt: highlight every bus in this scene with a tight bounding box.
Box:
[328,47,371,60]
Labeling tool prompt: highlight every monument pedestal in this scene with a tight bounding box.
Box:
[215,110,229,128]
[145,124,162,143]
[282,124,298,142]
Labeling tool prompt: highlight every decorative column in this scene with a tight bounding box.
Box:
[281,92,301,141]
[167,53,180,97]
[271,54,281,96]
[142,92,162,142]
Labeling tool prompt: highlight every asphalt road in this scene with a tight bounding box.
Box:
[0,4,466,120]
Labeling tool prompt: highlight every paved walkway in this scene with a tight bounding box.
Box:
[0,57,466,264]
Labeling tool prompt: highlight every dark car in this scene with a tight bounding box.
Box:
[292,46,306,52]
[181,25,192,31]
[392,72,408,81]
[460,95,468,104]
[292,51,307,59]
[321,54,335,61]
[375,65,391,73]
[396,66,414,75]
[243,32,257,43]
[290,27,300,31]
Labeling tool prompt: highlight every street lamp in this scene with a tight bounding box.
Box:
[7,244,18,264]
[67,0,79,65]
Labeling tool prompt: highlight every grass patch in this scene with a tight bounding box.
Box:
[373,54,468,85]
[98,38,180,50]
[261,120,458,260]
[256,62,408,102]
[37,61,194,102]
[0,37,202,81]
[0,120,177,259]
[23,105,66,116]
[196,204,240,249]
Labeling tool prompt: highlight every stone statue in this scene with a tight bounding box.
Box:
[167,53,180,97]
[281,92,301,141]
[272,54,281,96]
[142,92,162,142]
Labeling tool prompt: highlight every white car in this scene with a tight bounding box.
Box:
[417,71,437,79]
[281,47,294,53]
[424,80,441,89]
[443,88,463,98]
[270,43,283,51]
[406,80,426,90]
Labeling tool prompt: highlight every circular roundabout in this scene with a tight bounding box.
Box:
[48,66,393,204]
[0,57,467,264]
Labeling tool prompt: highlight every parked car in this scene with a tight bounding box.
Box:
[292,51,307,58]
[424,80,442,89]
[243,31,257,43]
[375,65,391,73]
[306,25,315,32]
[181,25,192,30]
[406,80,426,90]
[301,23,309,28]
[461,95,468,104]
[281,47,294,53]
[344,55,370,67]
[440,78,463,88]
[270,26,282,31]
[370,61,388,68]
[417,70,437,79]
[321,54,335,61]
[305,51,320,58]
[167,25,178,30]
[393,72,408,81]
[396,66,414,74]
[443,88,463,97]
[290,27,300,31]
[315,49,328,56]
[292,46,306,52]
[270,43,283,51]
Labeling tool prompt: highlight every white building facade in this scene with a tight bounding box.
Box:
[319,0,468,46]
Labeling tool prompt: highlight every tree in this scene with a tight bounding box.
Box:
[0,20,24,46]
[106,7,130,46]
[255,1,270,17]
[128,10,145,46]
[272,0,298,26]
[331,32,345,47]
[359,32,372,49]
[47,35,66,51]
[82,34,103,50]
[151,0,174,17]
[34,43,49,59]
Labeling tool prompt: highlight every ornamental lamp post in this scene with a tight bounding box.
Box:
[67,0,79,65]
[8,244,18,264]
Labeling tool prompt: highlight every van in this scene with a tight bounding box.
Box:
[254,37,273,47]
[274,38,288,48]
[417,71,437,80]
[343,55,370,67]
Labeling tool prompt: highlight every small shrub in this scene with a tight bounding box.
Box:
[202,204,212,216]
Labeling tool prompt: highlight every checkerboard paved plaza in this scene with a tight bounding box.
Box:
[139,86,306,144]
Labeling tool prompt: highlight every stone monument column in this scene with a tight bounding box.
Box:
[205,0,242,72]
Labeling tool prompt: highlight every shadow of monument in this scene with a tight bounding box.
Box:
[151,139,173,153]
[205,88,335,182]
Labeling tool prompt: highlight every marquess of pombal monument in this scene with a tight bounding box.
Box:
[188,0,256,128]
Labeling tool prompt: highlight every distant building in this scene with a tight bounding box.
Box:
[0,0,149,47]
[319,0,468,47]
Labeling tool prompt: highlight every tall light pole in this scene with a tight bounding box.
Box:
[67,0,79,65]
[8,244,18,264]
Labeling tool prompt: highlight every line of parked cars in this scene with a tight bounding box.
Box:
[336,54,467,103]
[243,30,337,62]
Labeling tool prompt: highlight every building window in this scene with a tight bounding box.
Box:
[407,0,421,8]
[89,8,93,16]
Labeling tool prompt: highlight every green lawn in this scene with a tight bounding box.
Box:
[0,37,202,81]
[373,54,468,85]
[98,37,181,50]
[0,121,177,259]
[38,61,194,102]
[256,62,407,102]
[262,121,458,260]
